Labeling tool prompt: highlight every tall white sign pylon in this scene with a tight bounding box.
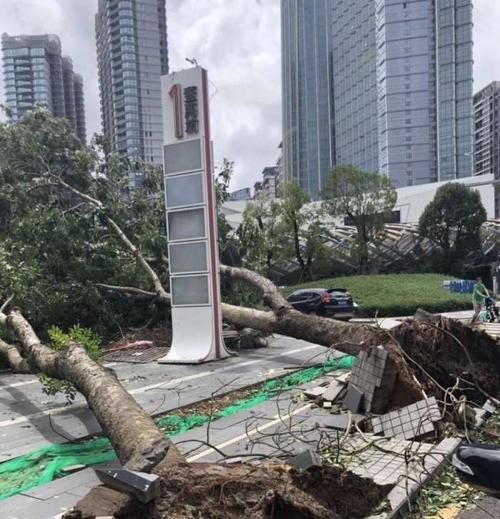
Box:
[158,67,229,364]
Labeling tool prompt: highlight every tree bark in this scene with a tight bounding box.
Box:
[0,338,32,373]
[0,310,182,471]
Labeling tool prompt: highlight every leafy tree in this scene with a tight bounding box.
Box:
[418,183,487,270]
[238,199,281,275]
[276,180,325,281]
[322,165,397,274]
[214,158,235,255]
[238,181,326,280]
[0,108,243,338]
[0,108,167,336]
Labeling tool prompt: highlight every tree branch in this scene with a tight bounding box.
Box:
[43,172,169,301]
[220,264,290,314]
[0,338,32,374]
[96,283,170,304]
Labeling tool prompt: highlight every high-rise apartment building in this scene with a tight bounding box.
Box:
[474,82,500,178]
[95,0,168,184]
[281,0,474,199]
[1,33,86,143]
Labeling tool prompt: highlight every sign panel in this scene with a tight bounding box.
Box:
[158,67,229,364]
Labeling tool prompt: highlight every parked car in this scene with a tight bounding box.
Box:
[286,288,357,320]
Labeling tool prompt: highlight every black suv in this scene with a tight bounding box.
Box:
[287,288,356,320]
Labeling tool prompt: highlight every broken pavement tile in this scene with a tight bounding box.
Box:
[483,399,497,415]
[322,380,344,402]
[334,372,351,384]
[95,468,161,504]
[326,413,363,431]
[370,397,441,440]
[303,386,327,399]
[343,384,364,413]
[287,449,322,471]
[347,346,397,414]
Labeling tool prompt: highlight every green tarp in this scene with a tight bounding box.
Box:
[0,355,354,500]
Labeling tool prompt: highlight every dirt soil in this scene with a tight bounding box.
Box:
[150,462,392,519]
[391,317,500,403]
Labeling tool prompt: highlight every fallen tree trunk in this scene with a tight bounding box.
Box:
[44,171,500,405]
[100,269,500,409]
[0,309,182,471]
[0,172,497,517]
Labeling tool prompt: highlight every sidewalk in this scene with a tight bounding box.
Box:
[458,497,500,519]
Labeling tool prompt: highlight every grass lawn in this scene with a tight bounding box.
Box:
[282,273,472,318]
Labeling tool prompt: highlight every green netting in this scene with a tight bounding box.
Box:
[0,355,354,501]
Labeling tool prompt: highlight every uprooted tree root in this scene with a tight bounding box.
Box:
[70,463,391,519]
[153,462,391,519]
[388,311,500,404]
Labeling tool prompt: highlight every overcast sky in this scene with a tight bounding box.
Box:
[0,0,499,191]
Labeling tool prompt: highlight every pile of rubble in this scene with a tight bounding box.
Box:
[301,346,497,442]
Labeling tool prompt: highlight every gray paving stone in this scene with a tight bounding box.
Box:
[322,380,344,402]
[371,397,441,440]
[303,386,326,399]
[457,496,500,519]
[325,413,363,431]
[343,384,364,413]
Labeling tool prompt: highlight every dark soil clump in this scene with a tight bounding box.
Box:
[152,462,391,519]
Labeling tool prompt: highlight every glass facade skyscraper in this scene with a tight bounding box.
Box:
[281,0,334,200]
[281,0,474,197]
[96,0,168,185]
[332,0,379,174]
[1,33,86,143]
[377,0,473,187]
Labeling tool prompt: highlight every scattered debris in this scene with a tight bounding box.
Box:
[335,372,351,384]
[287,449,323,471]
[95,468,161,504]
[303,386,327,399]
[107,340,154,352]
[475,398,498,428]
[238,329,269,350]
[347,436,461,516]
[322,380,344,402]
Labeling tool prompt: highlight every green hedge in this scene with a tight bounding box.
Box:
[282,273,472,318]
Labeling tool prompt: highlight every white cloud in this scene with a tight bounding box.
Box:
[0,0,499,191]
